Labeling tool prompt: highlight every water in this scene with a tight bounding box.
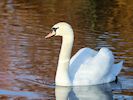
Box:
[0,0,133,99]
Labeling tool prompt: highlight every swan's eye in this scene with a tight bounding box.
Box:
[52,27,59,32]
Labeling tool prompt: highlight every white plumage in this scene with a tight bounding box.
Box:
[45,22,123,86]
[69,47,123,85]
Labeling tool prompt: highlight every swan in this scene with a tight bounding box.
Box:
[45,22,123,86]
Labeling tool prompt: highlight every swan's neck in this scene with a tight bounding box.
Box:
[56,35,74,86]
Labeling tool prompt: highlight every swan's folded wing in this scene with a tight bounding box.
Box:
[69,48,97,82]
[69,47,123,85]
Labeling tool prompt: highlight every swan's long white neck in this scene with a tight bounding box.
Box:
[55,35,74,86]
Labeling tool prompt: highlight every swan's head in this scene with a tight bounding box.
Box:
[45,22,74,39]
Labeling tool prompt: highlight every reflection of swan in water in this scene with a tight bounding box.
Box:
[55,83,114,100]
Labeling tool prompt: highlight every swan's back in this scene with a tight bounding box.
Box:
[69,47,123,85]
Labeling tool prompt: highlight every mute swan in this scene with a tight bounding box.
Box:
[45,22,123,86]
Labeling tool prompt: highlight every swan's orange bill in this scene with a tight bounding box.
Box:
[45,33,54,39]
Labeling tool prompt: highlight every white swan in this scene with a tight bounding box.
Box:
[45,22,123,86]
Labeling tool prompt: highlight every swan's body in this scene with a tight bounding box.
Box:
[45,22,123,86]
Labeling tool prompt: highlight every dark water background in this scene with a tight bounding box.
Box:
[0,0,133,99]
